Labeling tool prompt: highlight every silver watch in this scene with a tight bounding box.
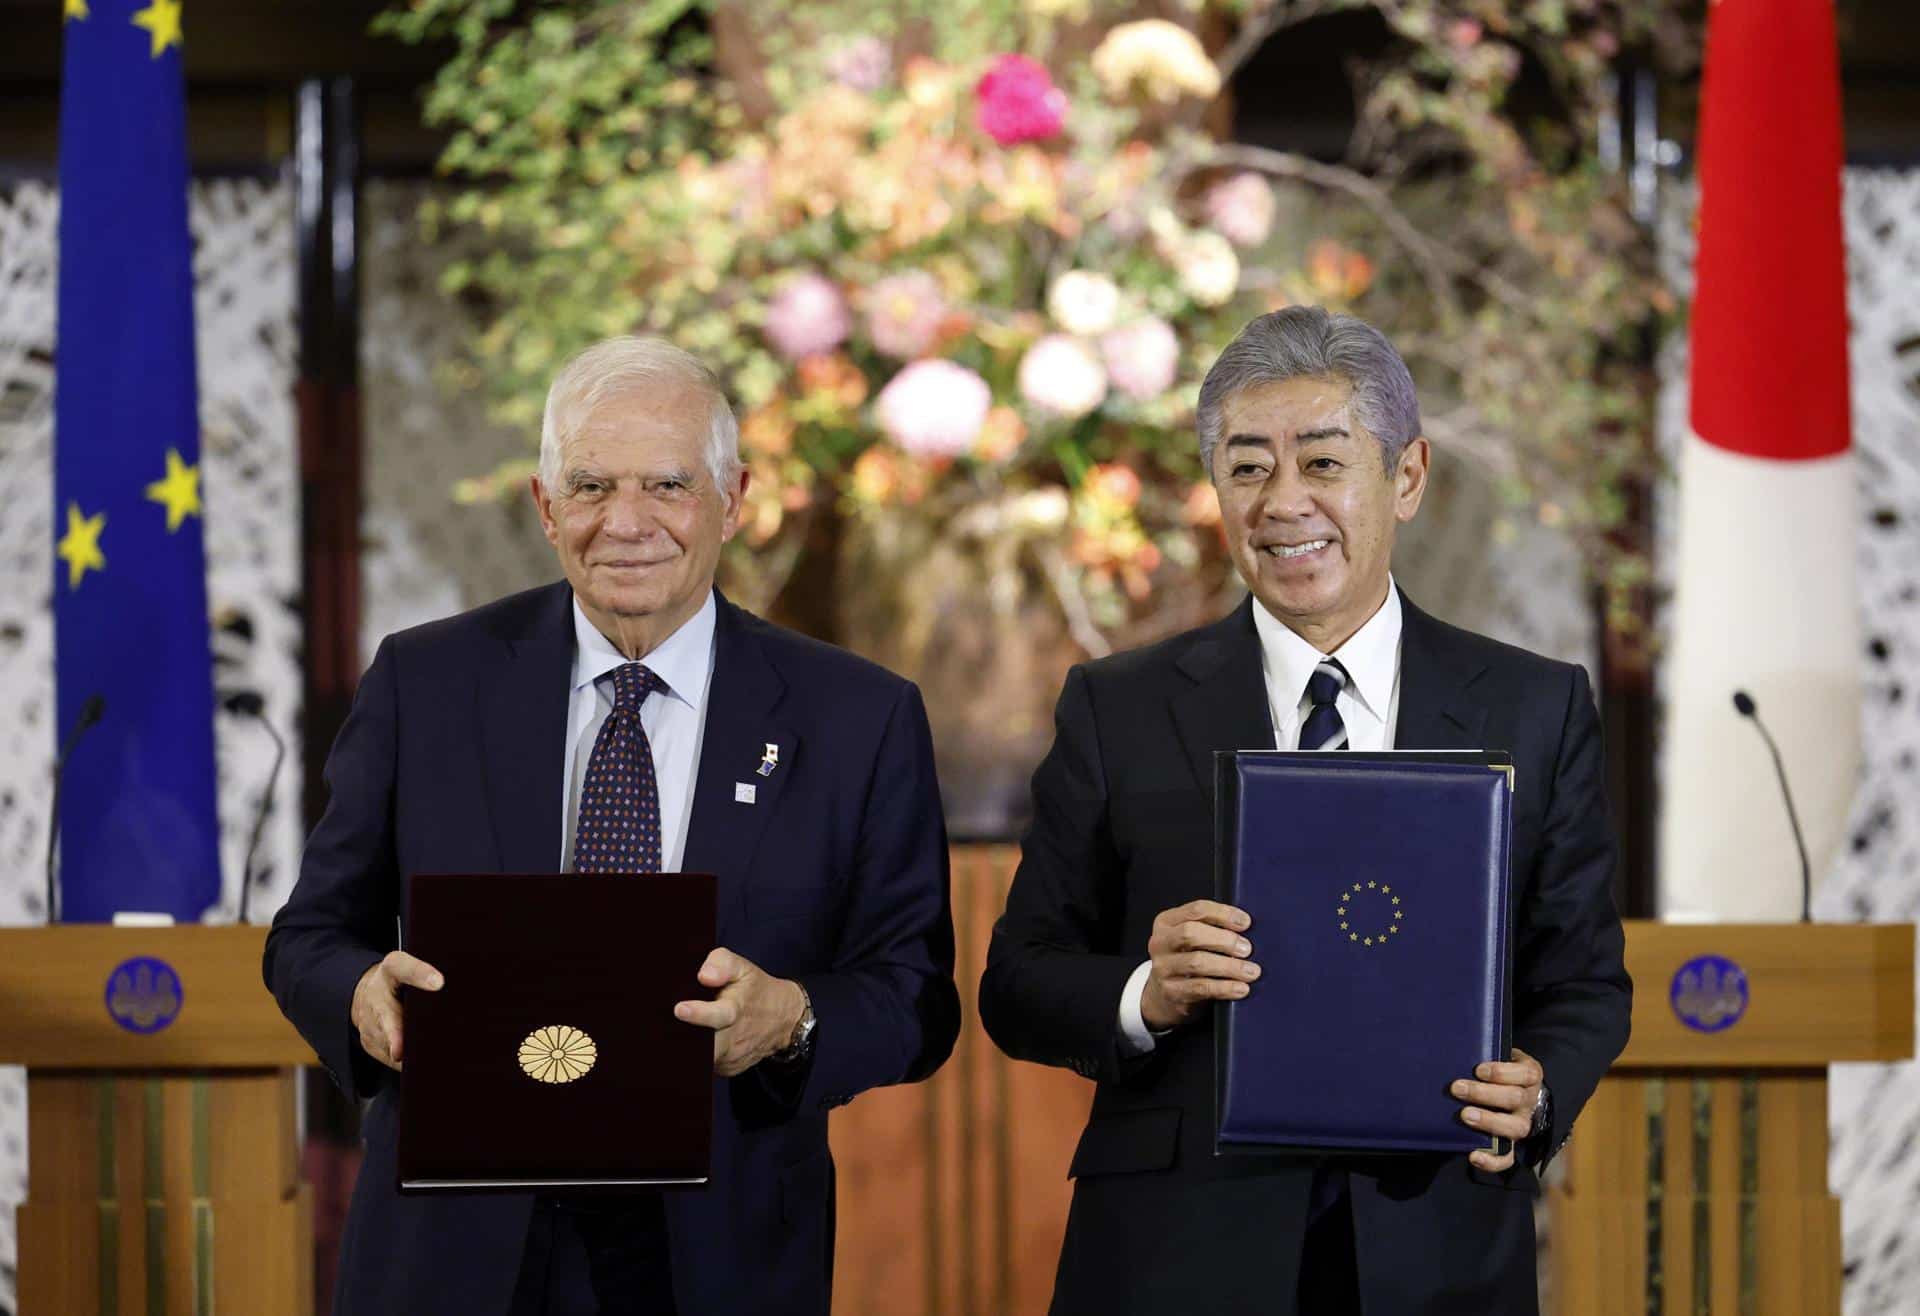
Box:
[772,984,816,1063]
[1530,1083,1552,1138]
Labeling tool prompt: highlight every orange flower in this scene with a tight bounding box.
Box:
[851,447,901,503]
[796,352,870,408]
[1086,462,1143,509]
[741,398,796,457]
[1306,240,1375,300]
[973,406,1028,464]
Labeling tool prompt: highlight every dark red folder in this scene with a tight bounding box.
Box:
[397,873,715,1190]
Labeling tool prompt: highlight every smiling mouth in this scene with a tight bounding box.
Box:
[1261,540,1332,560]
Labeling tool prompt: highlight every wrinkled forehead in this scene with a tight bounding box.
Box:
[1219,375,1367,447]
[559,387,711,469]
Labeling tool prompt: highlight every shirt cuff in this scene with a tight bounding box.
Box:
[1116,958,1159,1056]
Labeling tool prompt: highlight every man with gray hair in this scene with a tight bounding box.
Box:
[267,336,959,1315]
[980,306,1631,1314]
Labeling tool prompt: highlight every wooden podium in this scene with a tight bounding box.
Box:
[0,925,319,1316]
[1548,921,1914,1316]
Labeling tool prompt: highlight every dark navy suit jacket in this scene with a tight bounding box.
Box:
[979,592,1631,1315]
[265,583,959,1316]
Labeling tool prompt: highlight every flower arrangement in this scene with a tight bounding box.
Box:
[384,0,1687,684]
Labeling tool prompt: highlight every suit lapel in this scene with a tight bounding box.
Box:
[1393,589,1490,750]
[682,594,797,930]
[1170,597,1275,801]
[478,582,575,873]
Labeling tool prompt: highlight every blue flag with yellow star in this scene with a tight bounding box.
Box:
[53,0,221,922]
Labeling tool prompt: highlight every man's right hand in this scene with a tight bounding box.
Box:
[350,951,444,1071]
[1140,900,1260,1033]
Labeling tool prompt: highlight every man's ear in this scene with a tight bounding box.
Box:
[529,475,561,547]
[1394,436,1431,523]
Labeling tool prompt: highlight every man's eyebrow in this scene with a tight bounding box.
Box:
[1294,427,1351,442]
[1224,434,1276,448]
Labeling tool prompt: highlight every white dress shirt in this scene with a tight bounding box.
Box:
[559,591,717,873]
[1116,580,1405,1054]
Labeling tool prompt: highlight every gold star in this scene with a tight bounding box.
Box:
[56,502,106,589]
[1349,933,1357,942]
[1381,885,1392,893]
[145,448,202,531]
[1389,925,1398,933]
[1352,883,1363,892]
[65,0,89,21]
[1367,880,1377,888]
[1363,937,1373,946]
[1394,910,1403,919]
[1392,896,1401,905]
[1339,922,1348,931]
[1337,906,1347,916]
[131,0,183,58]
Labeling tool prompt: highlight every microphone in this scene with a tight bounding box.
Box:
[1731,690,1813,923]
[46,694,106,923]
[224,691,287,926]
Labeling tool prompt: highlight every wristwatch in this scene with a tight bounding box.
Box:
[1530,1083,1553,1138]
[771,983,816,1064]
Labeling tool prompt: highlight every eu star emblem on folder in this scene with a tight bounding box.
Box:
[398,873,716,1190]
[1214,751,1514,1156]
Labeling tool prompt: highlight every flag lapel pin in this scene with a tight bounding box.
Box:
[756,742,780,778]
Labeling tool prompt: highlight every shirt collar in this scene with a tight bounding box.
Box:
[1251,576,1402,721]
[570,589,716,710]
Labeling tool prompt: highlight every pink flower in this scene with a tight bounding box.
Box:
[974,54,1068,147]
[1204,172,1276,249]
[875,359,993,459]
[827,36,892,92]
[1018,334,1108,418]
[763,272,851,361]
[1100,317,1179,401]
[865,271,949,360]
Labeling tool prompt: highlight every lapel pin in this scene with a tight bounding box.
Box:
[757,742,780,778]
[735,782,757,804]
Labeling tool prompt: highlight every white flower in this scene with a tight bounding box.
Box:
[1175,232,1239,307]
[1101,317,1180,401]
[875,359,993,459]
[1018,334,1109,419]
[1091,20,1222,104]
[1047,270,1122,337]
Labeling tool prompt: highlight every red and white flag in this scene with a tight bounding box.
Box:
[1660,0,1858,920]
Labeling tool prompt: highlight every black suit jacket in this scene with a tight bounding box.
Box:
[978,592,1631,1315]
[265,584,959,1316]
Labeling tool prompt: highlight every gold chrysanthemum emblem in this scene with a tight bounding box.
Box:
[518,1025,597,1083]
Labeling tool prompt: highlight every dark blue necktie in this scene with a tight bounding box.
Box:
[1301,657,1351,1221]
[573,662,665,874]
[1299,659,1349,752]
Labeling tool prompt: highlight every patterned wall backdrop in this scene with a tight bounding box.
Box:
[1658,169,1920,1316]
[0,170,1912,1314]
[0,176,303,1314]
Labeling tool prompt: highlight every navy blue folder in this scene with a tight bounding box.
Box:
[1214,751,1514,1155]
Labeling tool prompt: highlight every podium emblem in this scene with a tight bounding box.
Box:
[518,1024,598,1083]
[1337,880,1405,948]
[104,957,184,1034]
[1670,955,1749,1032]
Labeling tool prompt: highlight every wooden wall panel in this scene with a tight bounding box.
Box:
[829,846,1091,1316]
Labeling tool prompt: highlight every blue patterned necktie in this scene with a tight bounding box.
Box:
[573,662,666,874]
[1299,659,1350,752]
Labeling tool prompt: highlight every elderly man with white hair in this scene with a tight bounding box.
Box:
[267,337,959,1316]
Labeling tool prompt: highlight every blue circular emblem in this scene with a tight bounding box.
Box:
[1669,955,1748,1033]
[104,957,184,1035]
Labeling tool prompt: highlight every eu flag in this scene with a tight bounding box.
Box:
[53,0,221,922]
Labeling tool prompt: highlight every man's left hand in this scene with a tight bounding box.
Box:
[1452,1047,1544,1172]
[674,947,807,1077]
